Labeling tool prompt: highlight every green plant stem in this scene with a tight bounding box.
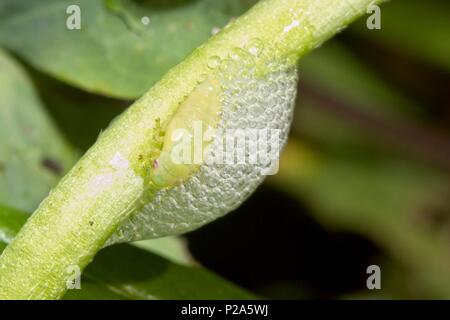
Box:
[0,0,384,299]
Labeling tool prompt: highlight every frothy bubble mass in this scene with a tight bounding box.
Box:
[107,44,299,244]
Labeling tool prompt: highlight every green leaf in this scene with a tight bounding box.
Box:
[273,140,450,298]
[0,49,77,212]
[296,42,450,171]
[0,0,385,299]
[0,204,28,245]
[0,0,255,99]
[0,205,255,300]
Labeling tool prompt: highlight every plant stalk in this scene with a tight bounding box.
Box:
[0,0,384,299]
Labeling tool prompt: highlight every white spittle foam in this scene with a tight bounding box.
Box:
[108,58,298,244]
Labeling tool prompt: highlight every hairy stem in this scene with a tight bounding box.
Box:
[0,0,384,299]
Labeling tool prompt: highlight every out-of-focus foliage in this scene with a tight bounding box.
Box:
[0,205,28,249]
[132,237,193,266]
[0,50,77,212]
[0,0,449,299]
[0,206,255,300]
[0,0,255,99]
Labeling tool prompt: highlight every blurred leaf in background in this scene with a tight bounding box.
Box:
[0,204,256,300]
[349,0,450,72]
[265,0,450,298]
